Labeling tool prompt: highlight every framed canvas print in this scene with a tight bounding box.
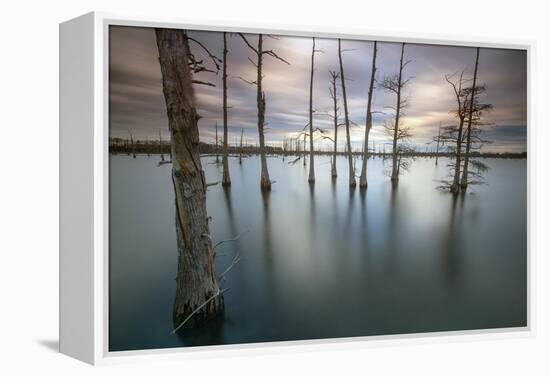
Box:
[59,12,532,365]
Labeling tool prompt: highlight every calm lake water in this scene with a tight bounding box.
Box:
[109,154,527,351]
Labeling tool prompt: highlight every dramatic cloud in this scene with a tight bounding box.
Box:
[109,26,527,153]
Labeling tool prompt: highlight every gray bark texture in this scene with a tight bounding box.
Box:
[155,28,224,329]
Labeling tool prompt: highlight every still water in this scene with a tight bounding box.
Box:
[109,155,527,351]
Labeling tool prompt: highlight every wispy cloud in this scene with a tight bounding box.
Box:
[109,26,527,153]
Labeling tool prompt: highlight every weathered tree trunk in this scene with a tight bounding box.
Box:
[391,43,405,182]
[450,122,464,194]
[460,47,480,190]
[330,72,338,179]
[338,39,356,188]
[155,28,223,329]
[256,35,271,190]
[359,41,377,188]
[222,32,231,187]
[308,37,316,183]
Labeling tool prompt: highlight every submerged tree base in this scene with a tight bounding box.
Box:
[260,176,272,191]
[173,293,224,332]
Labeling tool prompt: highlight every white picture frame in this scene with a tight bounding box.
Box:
[59,11,534,365]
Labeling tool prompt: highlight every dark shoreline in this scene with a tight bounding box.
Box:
[109,144,527,160]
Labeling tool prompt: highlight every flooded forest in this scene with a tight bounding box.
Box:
[108,27,527,351]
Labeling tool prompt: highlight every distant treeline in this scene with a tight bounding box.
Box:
[109,138,526,159]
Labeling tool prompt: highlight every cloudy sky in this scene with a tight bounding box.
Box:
[109,26,527,153]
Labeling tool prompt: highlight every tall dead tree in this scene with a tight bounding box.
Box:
[155,28,223,329]
[329,70,340,178]
[437,64,491,192]
[359,41,378,188]
[221,32,231,186]
[238,33,290,190]
[338,39,356,187]
[460,47,480,190]
[308,37,317,183]
[442,71,469,193]
[380,42,411,183]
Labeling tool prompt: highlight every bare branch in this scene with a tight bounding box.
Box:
[192,79,216,87]
[187,36,222,73]
[263,50,291,65]
[170,288,230,334]
[233,75,256,85]
[238,33,258,54]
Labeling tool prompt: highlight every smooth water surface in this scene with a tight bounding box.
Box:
[109,155,527,351]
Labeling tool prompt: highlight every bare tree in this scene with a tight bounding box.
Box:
[380,42,412,183]
[437,62,492,191]
[329,70,340,178]
[155,28,223,329]
[308,37,318,183]
[238,33,290,191]
[359,41,378,188]
[439,71,470,194]
[460,47,481,190]
[459,84,493,188]
[221,32,231,186]
[383,120,413,177]
[338,39,356,187]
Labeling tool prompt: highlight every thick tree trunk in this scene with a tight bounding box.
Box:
[256,35,271,190]
[391,43,405,182]
[460,47,480,191]
[308,38,316,183]
[155,28,224,329]
[338,39,356,188]
[359,41,377,188]
[222,32,231,186]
